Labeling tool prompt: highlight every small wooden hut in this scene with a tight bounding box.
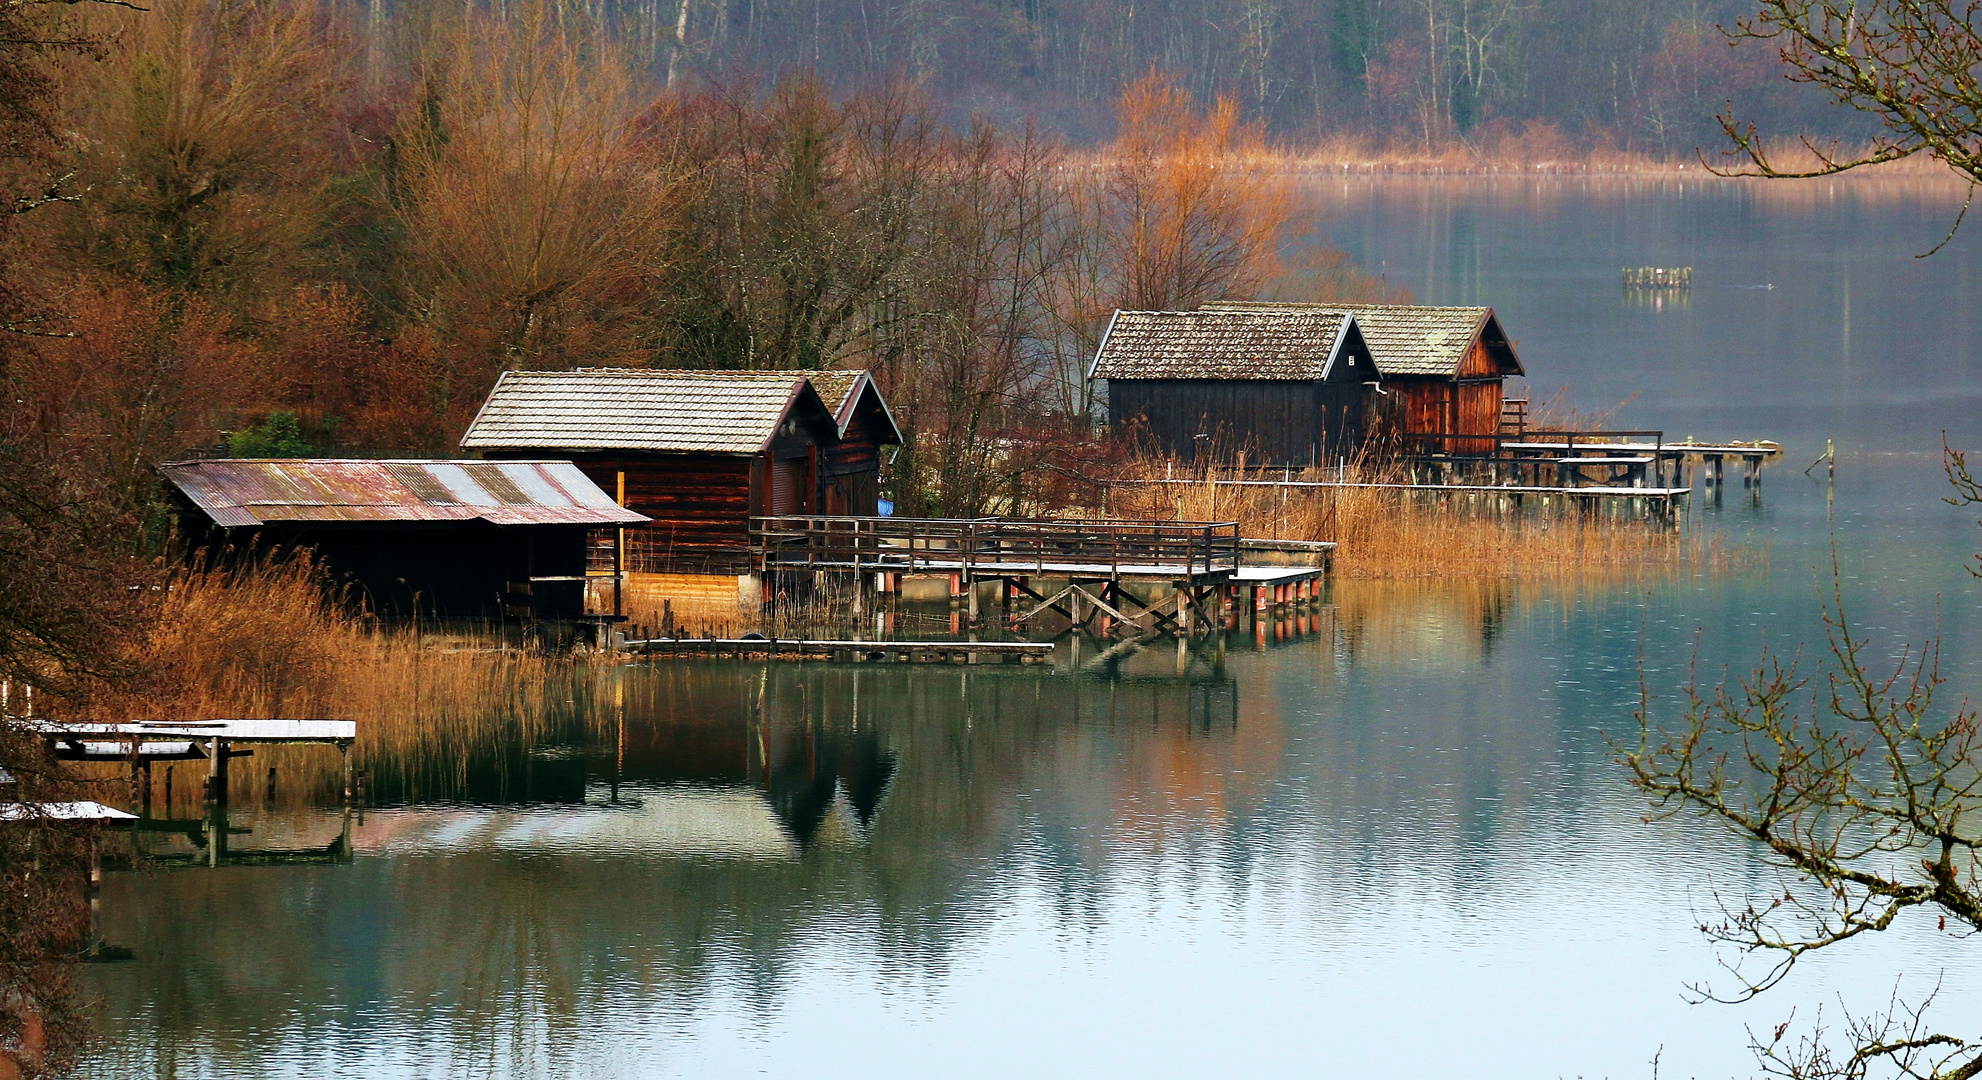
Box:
[157,458,647,622]
[1086,308,1378,467]
[1208,302,1524,454]
[460,369,901,614]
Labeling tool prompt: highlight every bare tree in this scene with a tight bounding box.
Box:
[1046,73,1295,420]
[1626,448,1982,1080]
[1714,0,1982,248]
[392,0,676,371]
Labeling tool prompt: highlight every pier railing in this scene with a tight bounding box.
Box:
[1401,428,1669,460]
[750,516,1242,580]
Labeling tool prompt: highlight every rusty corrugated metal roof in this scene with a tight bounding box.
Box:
[1087,309,1355,380]
[158,459,649,528]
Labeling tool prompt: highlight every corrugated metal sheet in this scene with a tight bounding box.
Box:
[1088,309,1350,380]
[462,370,826,454]
[1207,302,1522,377]
[158,459,649,527]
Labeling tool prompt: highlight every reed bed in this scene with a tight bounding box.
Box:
[68,557,599,810]
[1104,454,1736,581]
[1271,133,1971,178]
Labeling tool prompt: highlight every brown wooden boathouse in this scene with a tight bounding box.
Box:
[460,368,902,615]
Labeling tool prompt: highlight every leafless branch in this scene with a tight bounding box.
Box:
[1625,445,1982,1077]
[12,170,81,214]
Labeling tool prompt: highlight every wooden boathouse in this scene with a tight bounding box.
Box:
[157,459,647,624]
[1206,302,1524,455]
[460,369,901,615]
[1087,308,1378,467]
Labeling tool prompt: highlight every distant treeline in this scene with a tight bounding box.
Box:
[515,0,1858,151]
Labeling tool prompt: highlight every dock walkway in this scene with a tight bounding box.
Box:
[629,637,1054,663]
[33,718,358,809]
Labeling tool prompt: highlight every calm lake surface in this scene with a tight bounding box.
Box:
[84,176,1982,1078]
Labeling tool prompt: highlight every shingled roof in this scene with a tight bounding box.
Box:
[158,459,648,528]
[1086,309,1361,381]
[1204,301,1523,377]
[804,370,903,444]
[460,370,839,455]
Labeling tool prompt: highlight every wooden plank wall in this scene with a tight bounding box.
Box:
[1110,381,1329,466]
[552,453,758,573]
[822,398,886,515]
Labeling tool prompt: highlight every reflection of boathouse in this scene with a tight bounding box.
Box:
[369,687,898,858]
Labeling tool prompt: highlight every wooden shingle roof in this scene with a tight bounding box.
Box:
[1205,301,1523,377]
[804,370,903,444]
[460,370,838,455]
[1086,309,1357,380]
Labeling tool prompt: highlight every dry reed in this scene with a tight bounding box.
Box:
[69,556,598,809]
[1105,452,1735,581]
[1272,133,1972,178]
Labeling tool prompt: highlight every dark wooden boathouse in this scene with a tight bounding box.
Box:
[1087,308,1378,467]
[1209,302,1524,455]
[157,458,647,621]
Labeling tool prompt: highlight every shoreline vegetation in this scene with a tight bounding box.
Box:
[1104,453,1737,582]
[1081,137,1976,179]
[63,558,597,808]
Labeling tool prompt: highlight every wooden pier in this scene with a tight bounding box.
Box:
[751,515,1259,635]
[38,718,358,807]
[1385,428,1782,503]
[30,717,360,870]
[627,637,1054,663]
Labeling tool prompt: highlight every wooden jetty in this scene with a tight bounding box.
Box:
[0,801,138,823]
[628,637,1054,664]
[751,515,1254,635]
[35,718,359,812]
[1392,429,1782,499]
[34,718,361,869]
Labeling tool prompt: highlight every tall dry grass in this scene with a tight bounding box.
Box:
[72,556,596,809]
[1105,453,1734,581]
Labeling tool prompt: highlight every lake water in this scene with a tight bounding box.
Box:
[83,175,1982,1079]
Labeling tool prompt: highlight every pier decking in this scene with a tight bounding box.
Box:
[628,637,1055,663]
[35,718,359,809]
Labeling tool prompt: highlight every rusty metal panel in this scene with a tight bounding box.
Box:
[157,459,648,528]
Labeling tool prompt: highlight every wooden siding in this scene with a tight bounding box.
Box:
[819,389,890,516]
[1374,372,1506,453]
[1107,378,1366,467]
[497,451,757,574]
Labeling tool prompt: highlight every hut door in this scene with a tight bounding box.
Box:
[770,458,807,515]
